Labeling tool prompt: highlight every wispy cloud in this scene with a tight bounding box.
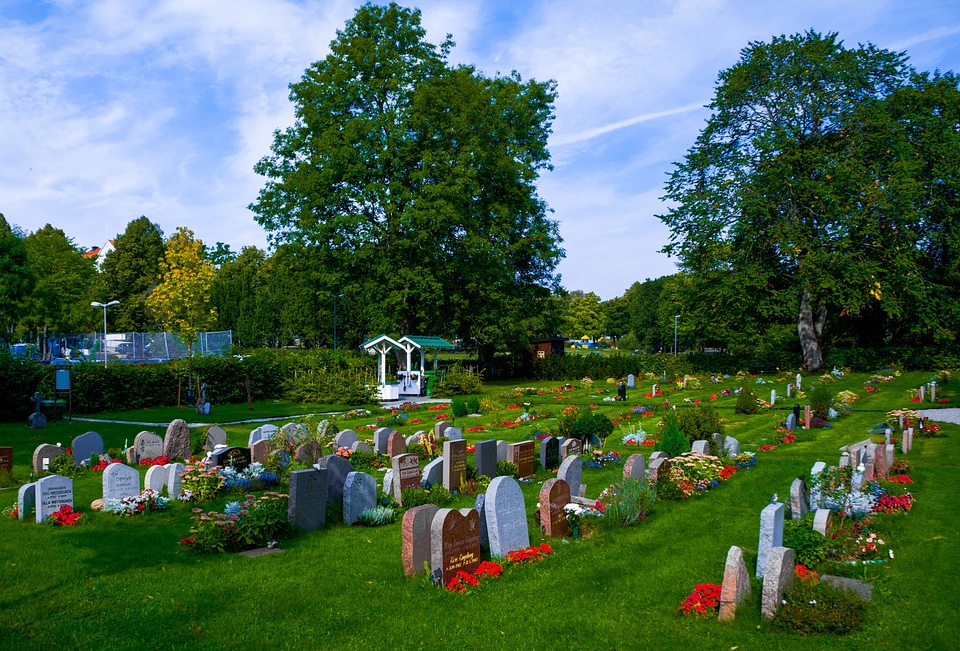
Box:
[552,102,707,146]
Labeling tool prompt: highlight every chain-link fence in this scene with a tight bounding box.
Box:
[65,331,232,362]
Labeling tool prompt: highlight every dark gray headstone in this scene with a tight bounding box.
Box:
[288,468,327,532]
[445,427,463,442]
[475,493,488,550]
[486,476,530,557]
[351,441,372,453]
[343,471,377,525]
[334,429,359,450]
[421,457,443,488]
[374,428,394,455]
[35,475,73,523]
[163,419,191,459]
[789,478,809,520]
[496,440,509,462]
[540,436,560,470]
[103,462,140,504]
[434,421,452,438]
[71,432,104,465]
[474,439,498,478]
[318,454,354,505]
[442,439,467,491]
[210,446,251,471]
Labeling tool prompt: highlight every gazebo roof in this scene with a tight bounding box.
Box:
[398,335,455,350]
[360,334,403,350]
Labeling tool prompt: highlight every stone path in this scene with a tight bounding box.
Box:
[916,408,960,425]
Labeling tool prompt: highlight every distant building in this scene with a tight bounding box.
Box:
[531,337,566,359]
[83,239,115,268]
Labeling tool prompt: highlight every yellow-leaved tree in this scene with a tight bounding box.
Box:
[146,226,217,362]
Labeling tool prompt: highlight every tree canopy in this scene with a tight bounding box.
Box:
[250,2,563,360]
[101,216,165,331]
[0,215,34,341]
[659,31,959,369]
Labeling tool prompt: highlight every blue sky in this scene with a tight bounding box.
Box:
[2,0,959,299]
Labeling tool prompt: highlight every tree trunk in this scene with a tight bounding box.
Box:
[798,287,825,371]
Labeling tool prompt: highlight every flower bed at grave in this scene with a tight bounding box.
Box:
[654,451,754,499]
[443,545,554,593]
[584,449,620,469]
[104,489,169,516]
[677,583,721,617]
[47,505,82,526]
[92,459,123,472]
[139,456,171,467]
[219,463,280,492]
[180,492,291,554]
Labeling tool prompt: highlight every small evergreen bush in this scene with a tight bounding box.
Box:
[657,410,687,458]
[497,461,519,478]
[451,398,468,418]
[735,386,761,414]
[433,364,483,396]
[810,385,834,419]
[783,513,828,565]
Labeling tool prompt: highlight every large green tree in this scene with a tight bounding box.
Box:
[659,31,926,370]
[250,2,563,362]
[101,216,165,331]
[0,214,34,341]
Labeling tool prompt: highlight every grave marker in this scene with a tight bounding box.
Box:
[691,440,710,455]
[813,508,833,536]
[103,462,140,504]
[496,440,509,462]
[210,446,251,471]
[144,465,167,493]
[442,440,467,491]
[387,430,407,458]
[250,438,274,464]
[343,471,377,525]
[486,476,529,557]
[392,453,422,503]
[0,446,13,475]
[434,421,452,439]
[204,426,227,452]
[540,436,560,470]
[809,461,826,509]
[163,419,191,459]
[133,431,164,464]
[560,438,581,459]
[402,504,440,576]
[539,478,570,538]
[789,478,809,520]
[722,436,740,457]
[623,454,645,482]
[334,429,359,450]
[474,439,498,478]
[718,545,751,622]
[17,482,36,521]
[647,456,670,483]
[757,502,785,578]
[165,462,185,497]
[32,444,66,475]
[351,441,372,453]
[761,547,795,619]
[557,455,583,498]
[430,508,481,585]
[374,427,394,455]
[318,454,354,506]
[804,405,812,430]
[288,468,326,532]
[71,432,103,465]
[627,374,635,388]
[421,457,443,488]
[35,475,72,523]
[508,441,535,478]
[294,441,320,465]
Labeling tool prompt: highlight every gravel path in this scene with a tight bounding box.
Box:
[916,407,960,424]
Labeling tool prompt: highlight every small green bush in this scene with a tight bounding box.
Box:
[810,385,834,419]
[571,412,614,445]
[433,364,483,396]
[451,398,468,418]
[401,484,452,508]
[357,506,396,526]
[783,513,828,565]
[774,577,867,636]
[497,461,518,479]
[657,410,687,458]
[735,386,761,414]
[466,395,481,413]
[48,454,82,478]
[655,470,684,501]
[348,451,387,473]
[601,478,656,527]
[407,442,428,461]
[676,403,724,450]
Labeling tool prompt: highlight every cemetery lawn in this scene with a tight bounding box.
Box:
[1,370,958,649]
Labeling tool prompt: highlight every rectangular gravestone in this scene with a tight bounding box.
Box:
[393,453,422,503]
[789,478,809,520]
[539,478,570,538]
[434,421,452,439]
[250,438,274,464]
[496,440,509,462]
[343,471,377,525]
[475,493,488,550]
[0,446,12,475]
[17,482,36,521]
[627,374,635,388]
[402,504,439,576]
[540,436,560,470]
[430,508,481,585]
[211,446,251,471]
[486,476,530,557]
[36,475,73,523]
[288,468,326,532]
[71,432,104,465]
[318,454,353,506]
[442,440,467,491]
[804,404,812,430]
[757,502,785,578]
[474,439,498,478]
[560,438,581,459]
[445,427,462,442]
[508,441,535,479]
[103,462,140,504]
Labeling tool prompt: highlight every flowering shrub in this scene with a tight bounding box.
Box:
[872,493,914,514]
[139,456,171,467]
[781,434,796,444]
[219,462,280,492]
[92,459,123,472]
[775,564,866,635]
[182,492,291,554]
[180,464,225,502]
[505,543,553,564]
[564,502,604,534]
[835,390,860,406]
[46,504,82,526]
[677,583,721,617]
[104,489,170,516]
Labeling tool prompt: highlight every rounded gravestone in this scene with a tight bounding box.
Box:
[204,426,228,452]
[334,429,359,450]
[72,431,104,465]
[32,444,67,475]
[163,419,191,460]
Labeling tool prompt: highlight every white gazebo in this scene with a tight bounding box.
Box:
[360,334,403,401]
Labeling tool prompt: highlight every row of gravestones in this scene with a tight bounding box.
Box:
[617,436,742,488]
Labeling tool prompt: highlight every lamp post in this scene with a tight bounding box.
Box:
[91,300,120,367]
[333,293,344,352]
[674,314,680,357]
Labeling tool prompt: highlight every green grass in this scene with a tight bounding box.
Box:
[0,370,957,649]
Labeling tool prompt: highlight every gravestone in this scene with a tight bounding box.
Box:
[902,427,913,454]
[351,441,372,453]
[873,444,890,480]
[862,443,877,481]
[318,454,354,506]
[561,438,581,459]
[421,457,443,488]
[557,455,583,498]
[691,440,710,455]
[28,392,45,429]
[32,444,66,475]
[445,427,463,442]
[919,385,925,402]
[474,439,498,478]
[144,465,167,493]
[316,419,338,439]
[133,431,164,464]
[71,432,104,465]
[334,429,359,450]
[392,453,422,503]
[839,451,850,467]
[627,374,635,388]
[35,475,73,523]
[288,468,327,532]
[757,502,785,578]
[789,478,809,520]
[442,439,467,491]
[785,413,796,432]
[508,441,535,478]
[294,441,320,465]
[281,422,307,444]
[434,421,452,439]
[210,446,251,471]
[405,434,420,446]
[475,493,488,550]
[430,508,481,585]
[0,446,12,475]
[787,383,793,398]
[884,443,895,471]
[623,454,645,482]
[722,436,740,457]
[496,440,509,462]
[647,457,670,483]
[648,451,667,463]
[204,426,228,452]
[373,428,394,455]
[103,462,140,504]
[386,430,407,458]
[540,436,560,470]
[539,478,570,538]
[809,461,827,509]
[163,419,191,459]
[248,424,278,448]
[804,405,812,430]
[796,373,802,390]
[770,389,776,405]
[250,438,274,464]
[485,476,530,557]
[343,471,377,525]
[813,508,833,536]
[402,504,440,576]
[382,469,394,494]
[761,547,795,619]
[165,462,185,497]
[17,482,36,521]
[718,545,751,622]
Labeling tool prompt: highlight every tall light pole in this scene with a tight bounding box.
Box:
[333,293,344,352]
[674,314,680,357]
[91,300,120,367]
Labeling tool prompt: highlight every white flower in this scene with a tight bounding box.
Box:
[809,600,817,605]
[889,549,895,558]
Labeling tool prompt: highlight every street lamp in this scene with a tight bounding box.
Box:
[674,314,680,357]
[333,293,344,352]
[91,300,120,367]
